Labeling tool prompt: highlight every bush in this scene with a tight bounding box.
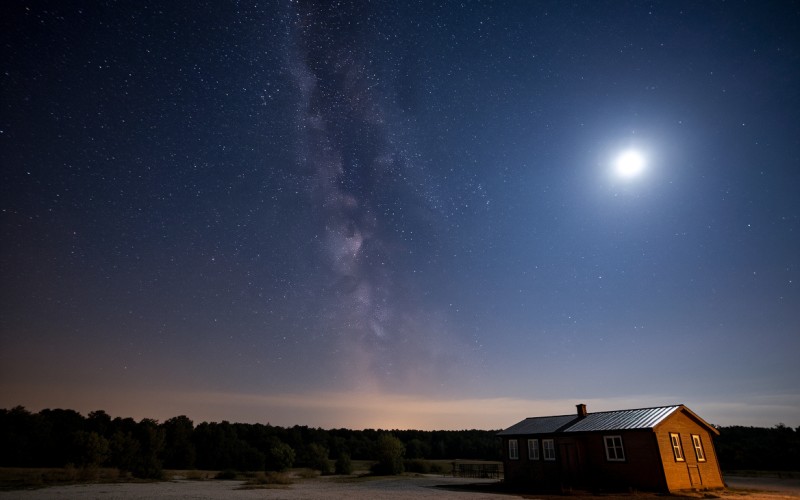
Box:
[71,431,109,467]
[296,468,318,479]
[246,471,292,485]
[335,452,353,475]
[404,459,431,473]
[371,434,405,475]
[215,469,237,480]
[306,443,331,474]
[429,462,450,474]
[265,441,295,472]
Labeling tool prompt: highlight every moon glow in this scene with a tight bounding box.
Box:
[614,149,646,178]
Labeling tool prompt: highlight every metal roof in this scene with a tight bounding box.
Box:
[563,405,680,432]
[497,414,576,436]
[498,405,683,436]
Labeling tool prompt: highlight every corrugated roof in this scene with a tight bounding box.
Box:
[563,405,680,432]
[498,405,684,436]
[497,414,576,436]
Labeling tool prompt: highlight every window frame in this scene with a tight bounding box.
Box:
[669,433,685,462]
[691,434,706,462]
[508,439,519,460]
[527,438,540,460]
[603,435,626,462]
[542,438,556,461]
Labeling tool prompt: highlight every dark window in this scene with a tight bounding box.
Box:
[543,439,555,461]
[604,435,625,461]
[528,439,539,460]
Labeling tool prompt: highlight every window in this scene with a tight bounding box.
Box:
[670,433,685,461]
[508,439,519,460]
[691,435,706,461]
[528,439,540,460]
[604,435,625,461]
[543,439,555,461]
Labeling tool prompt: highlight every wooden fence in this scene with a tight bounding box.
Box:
[450,460,503,479]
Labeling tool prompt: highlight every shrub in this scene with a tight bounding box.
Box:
[71,431,109,467]
[429,461,450,474]
[215,469,237,480]
[306,443,331,474]
[246,471,292,485]
[335,452,353,475]
[404,459,430,474]
[371,434,405,475]
[296,468,318,479]
[265,441,295,472]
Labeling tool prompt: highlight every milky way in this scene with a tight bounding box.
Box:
[287,1,473,390]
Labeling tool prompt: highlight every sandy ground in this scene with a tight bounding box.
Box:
[1,474,798,500]
[0,475,506,499]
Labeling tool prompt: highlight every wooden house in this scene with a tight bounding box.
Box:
[498,404,725,492]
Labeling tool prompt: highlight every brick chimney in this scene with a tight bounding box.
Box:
[576,403,587,418]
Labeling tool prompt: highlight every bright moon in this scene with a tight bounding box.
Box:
[614,149,646,178]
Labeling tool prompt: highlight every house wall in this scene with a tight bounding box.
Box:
[578,430,667,491]
[654,410,725,491]
[504,431,667,491]
[502,436,561,487]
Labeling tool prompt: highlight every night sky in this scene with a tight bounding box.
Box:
[2,1,799,430]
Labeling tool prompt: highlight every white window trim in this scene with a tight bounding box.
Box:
[543,439,556,461]
[508,439,519,460]
[670,433,685,462]
[691,434,706,462]
[528,438,540,460]
[603,435,625,461]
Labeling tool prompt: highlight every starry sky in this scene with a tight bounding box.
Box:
[2,1,799,430]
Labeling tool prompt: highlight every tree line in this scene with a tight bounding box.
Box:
[0,406,501,478]
[714,424,800,471]
[2,407,798,478]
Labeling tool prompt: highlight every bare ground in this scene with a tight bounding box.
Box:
[0,474,797,500]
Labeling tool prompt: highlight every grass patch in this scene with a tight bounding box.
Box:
[725,470,800,479]
[346,460,376,474]
[295,468,319,479]
[182,469,214,480]
[0,467,125,490]
[238,471,293,489]
[404,459,452,475]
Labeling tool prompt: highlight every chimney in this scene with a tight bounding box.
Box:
[576,403,587,418]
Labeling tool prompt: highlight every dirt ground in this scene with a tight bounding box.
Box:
[0,474,798,500]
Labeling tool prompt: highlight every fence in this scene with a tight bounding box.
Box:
[451,460,503,479]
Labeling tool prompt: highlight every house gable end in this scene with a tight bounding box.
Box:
[652,405,719,436]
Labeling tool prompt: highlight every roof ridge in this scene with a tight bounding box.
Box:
[522,413,578,419]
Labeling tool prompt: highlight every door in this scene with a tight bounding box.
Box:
[559,442,586,489]
[687,465,702,486]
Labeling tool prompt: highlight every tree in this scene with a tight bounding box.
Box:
[265,440,295,471]
[86,410,112,437]
[71,431,109,467]
[371,434,404,475]
[39,408,85,466]
[109,430,141,473]
[405,438,430,459]
[306,443,331,474]
[162,416,196,469]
